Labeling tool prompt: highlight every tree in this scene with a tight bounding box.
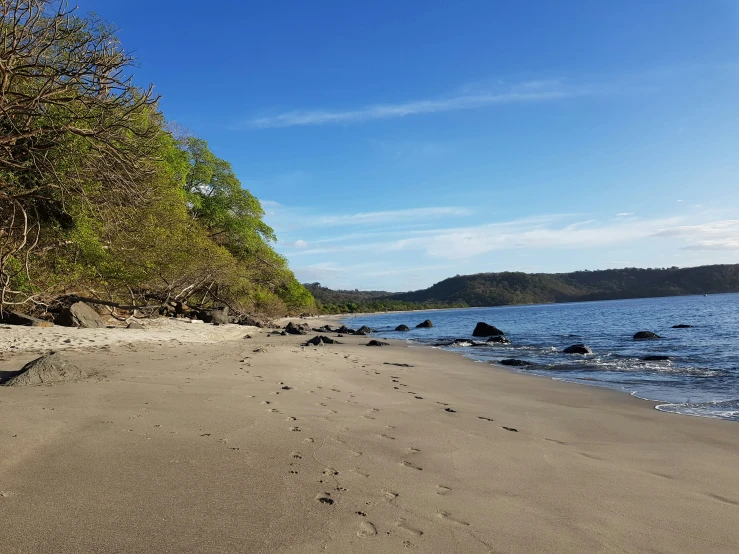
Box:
[0,0,160,306]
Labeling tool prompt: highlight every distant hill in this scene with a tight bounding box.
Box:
[305,264,739,313]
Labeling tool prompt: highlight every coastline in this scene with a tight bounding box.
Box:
[1,320,738,552]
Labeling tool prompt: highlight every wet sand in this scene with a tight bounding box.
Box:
[1,321,738,553]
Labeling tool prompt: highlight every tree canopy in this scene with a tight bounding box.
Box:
[0,0,314,315]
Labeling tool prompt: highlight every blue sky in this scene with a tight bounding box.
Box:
[85,0,739,291]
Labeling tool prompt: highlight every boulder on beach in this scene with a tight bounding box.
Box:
[284,321,308,335]
[672,324,693,329]
[367,340,390,347]
[643,355,670,361]
[1,310,54,327]
[312,325,334,333]
[498,359,531,367]
[486,336,511,344]
[336,325,355,334]
[2,352,85,387]
[356,326,372,335]
[395,324,410,332]
[305,335,341,346]
[199,306,229,325]
[562,344,593,355]
[472,322,504,337]
[633,331,661,340]
[56,301,105,328]
[416,320,433,328]
[126,321,144,329]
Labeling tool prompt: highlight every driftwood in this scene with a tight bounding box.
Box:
[65,296,161,311]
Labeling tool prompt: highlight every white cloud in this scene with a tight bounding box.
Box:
[248,81,584,128]
[616,212,634,217]
[312,207,472,227]
[388,216,684,259]
[294,239,308,248]
[651,220,739,251]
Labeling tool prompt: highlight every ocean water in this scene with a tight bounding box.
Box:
[343,294,739,421]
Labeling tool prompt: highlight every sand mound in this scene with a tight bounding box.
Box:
[2,352,86,387]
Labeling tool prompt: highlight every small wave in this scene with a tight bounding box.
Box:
[655,399,739,421]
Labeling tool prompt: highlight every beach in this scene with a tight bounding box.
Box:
[1,319,738,553]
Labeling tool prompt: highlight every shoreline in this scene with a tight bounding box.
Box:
[1,320,738,552]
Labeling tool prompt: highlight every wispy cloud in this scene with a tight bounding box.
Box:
[248,80,584,128]
[388,216,685,259]
[313,207,472,227]
[651,220,739,251]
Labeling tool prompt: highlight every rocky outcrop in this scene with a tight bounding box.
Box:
[367,340,390,347]
[239,315,273,328]
[126,322,144,329]
[633,331,661,340]
[395,325,410,332]
[562,344,592,354]
[2,352,85,387]
[672,324,693,329]
[312,325,334,333]
[472,322,504,337]
[498,359,531,367]
[305,335,341,346]
[56,302,106,328]
[356,326,372,335]
[284,321,309,335]
[415,320,433,328]
[486,336,511,344]
[1,310,54,327]
[643,355,670,361]
[336,325,354,334]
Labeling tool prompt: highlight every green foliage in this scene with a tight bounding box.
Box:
[308,266,739,313]
[0,2,313,315]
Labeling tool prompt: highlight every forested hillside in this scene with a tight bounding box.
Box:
[308,265,739,313]
[0,1,313,316]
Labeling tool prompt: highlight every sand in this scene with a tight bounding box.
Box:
[1,318,738,553]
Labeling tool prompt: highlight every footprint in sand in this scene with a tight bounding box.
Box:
[436,485,451,495]
[502,426,518,432]
[395,519,423,536]
[378,433,395,440]
[437,511,470,526]
[382,489,398,501]
[351,468,370,478]
[316,493,334,505]
[444,407,457,413]
[400,461,422,471]
[290,452,303,459]
[357,521,377,537]
[303,437,315,443]
[286,416,297,421]
[323,468,339,476]
[290,426,301,432]
[407,447,420,454]
[478,416,494,422]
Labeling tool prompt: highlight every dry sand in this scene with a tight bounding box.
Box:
[1,319,738,553]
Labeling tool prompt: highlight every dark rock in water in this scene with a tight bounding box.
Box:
[643,355,670,361]
[1,310,54,327]
[633,331,661,340]
[284,321,308,335]
[367,340,390,347]
[672,324,693,329]
[56,302,105,328]
[415,319,433,328]
[2,352,85,387]
[472,322,505,337]
[395,324,410,332]
[305,335,341,346]
[127,322,144,329]
[486,336,511,344]
[562,344,593,354]
[498,359,532,367]
[357,325,372,334]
